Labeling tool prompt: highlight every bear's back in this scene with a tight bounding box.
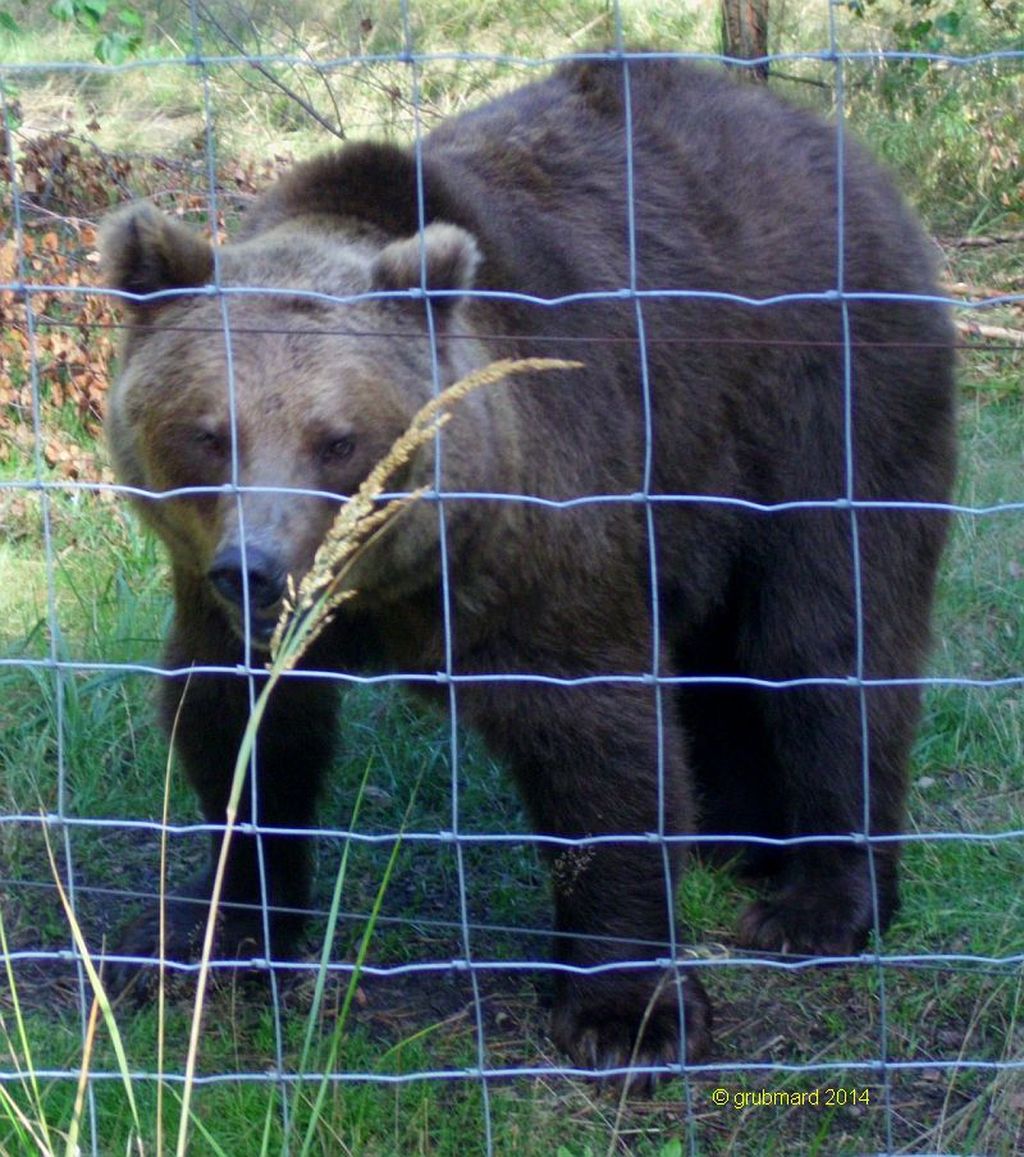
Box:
[421,58,941,306]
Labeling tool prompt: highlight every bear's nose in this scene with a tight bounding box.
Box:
[208,544,286,610]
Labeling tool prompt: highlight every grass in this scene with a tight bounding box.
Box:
[2,1,1024,1153]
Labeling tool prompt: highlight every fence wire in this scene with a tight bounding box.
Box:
[1,2,1023,1155]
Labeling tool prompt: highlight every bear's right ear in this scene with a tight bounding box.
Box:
[100,203,214,309]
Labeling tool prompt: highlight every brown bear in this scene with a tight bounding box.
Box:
[101,56,956,1080]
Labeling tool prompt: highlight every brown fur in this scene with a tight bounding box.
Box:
[102,57,956,1081]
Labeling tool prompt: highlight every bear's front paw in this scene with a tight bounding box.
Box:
[103,894,212,1002]
[103,871,286,1002]
[551,970,711,1091]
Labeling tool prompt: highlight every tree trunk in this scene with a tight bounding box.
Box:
[721,0,770,81]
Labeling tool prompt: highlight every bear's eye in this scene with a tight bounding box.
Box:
[192,428,227,457]
[320,434,356,464]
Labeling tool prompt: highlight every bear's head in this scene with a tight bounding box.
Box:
[101,202,485,646]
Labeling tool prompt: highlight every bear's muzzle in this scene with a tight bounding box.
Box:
[208,542,286,646]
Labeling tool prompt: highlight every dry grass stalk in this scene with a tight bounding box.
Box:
[269,356,582,664]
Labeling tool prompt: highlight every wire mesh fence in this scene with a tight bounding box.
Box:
[1,2,1023,1154]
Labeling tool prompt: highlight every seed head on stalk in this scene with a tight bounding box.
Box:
[179,357,581,1141]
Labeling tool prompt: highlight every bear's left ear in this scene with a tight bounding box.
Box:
[100,202,215,311]
[370,222,481,321]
